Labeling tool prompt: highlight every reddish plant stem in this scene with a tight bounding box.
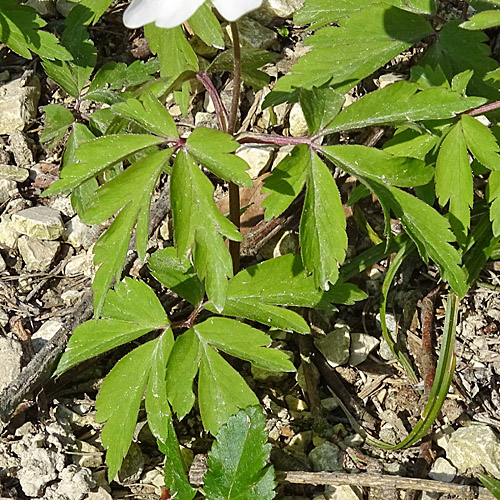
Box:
[228,22,242,274]
[466,100,500,116]
[196,72,229,132]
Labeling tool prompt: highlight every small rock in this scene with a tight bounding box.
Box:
[254,0,304,20]
[64,252,94,277]
[87,487,113,500]
[236,145,274,179]
[12,206,64,240]
[0,179,17,204]
[31,319,64,353]
[428,457,456,482]
[18,236,60,272]
[446,424,500,479]
[47,465,95,500]
[315,326,351,367]
[285,431,312,454]
[195,112,219,129]
[289,102,309,137]
[308,442,343,472]
[0,309,8,327]
[349,332,380,366]
[9,130,34,168]
[17,448,63,497]
[142,468,165,496]
[72,440,103,468]
[0,73,41,135]
[226,17,277,50]
[0,215,19,249]
[50,195,76,217]
[26,0,57,16]
[117,442,144,484]
[324,485,362,500]
[0,164,29,182]
[62,216,89,248]
[0,337,23,391]
[15,422,37,437]
[0,252,6,272]
[62,289,85,306]
[286,395,308,412]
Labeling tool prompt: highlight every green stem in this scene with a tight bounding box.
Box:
[228,22,242,274]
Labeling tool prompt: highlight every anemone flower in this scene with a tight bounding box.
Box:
[123,0,263,29]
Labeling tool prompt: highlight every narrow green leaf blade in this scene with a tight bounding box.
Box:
[188,3,224,48]
[204,406,276,500]
[41,105,75,146]
[461,10,500,29]
[95,340,157,481]
[487,170,500,236]
[462,114,500,171]
[479,474,500,500]
[300,153,347,289]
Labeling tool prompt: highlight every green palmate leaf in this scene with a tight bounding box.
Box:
[204,407,276,500]
[166,328,259,435]
[0,0,72,60]
[171,151,241,311]
[195,318,295,372]
[148,247,205,306]
[96,340,157,481]
[54,278,169,375]
[145,24,198,78]
[41,105,75,147]
[300,153,347,289]
[479,474,500,500]
[435,122,473,240]
[323,145,433,187]
[461,114,500,171]
[188,3,224,48]
[145,329,175,443]
[87,149,171,315]
[461,10,500,29]
[487,171,500,236]
[186,127,252,186]
[266,4,433,107]
[262,144,309,220]
[43,134,164,195]
[420,20,500,100]
[209,49,277,90]
[159,419,196,500]
[41,6,96,98]
[111,92,178,138]
[299,88,345,135]
[62,124,98,215]
[323,82,485,135]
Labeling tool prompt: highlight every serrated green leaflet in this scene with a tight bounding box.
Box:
[195,318,295,372]
[171,151,240,311]
[268,4,433,104]
[262,144,309,220]
[300,153,347,289]
[461,10,500,29]
[204,407,276,500]
[112,92,178,138]
[186,127,252,186]
[488,171,500,236]
[322,145,433,187]
[41,105,75,147]
[148,247,205,306]
[159,419,196,500]
[95,340,157,481]
[435,122,473,241]
[299,88,344,135]
[322,82,485,135]
[54,278,168,375]
[145,330,174,443]
[188,3,224,48]
[0,0,72,60]
[462,114,500,171]
[383,127,440,160]
[88,149,171,315]
[420,21,500,100]
[43,134,164,195]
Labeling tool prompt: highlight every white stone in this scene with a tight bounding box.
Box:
[324,485,362,500]
[349,332,380,366]
[428,457,456,482]
[0,179,17,204]
[64,252,94,277]
[18,236,60,272]
[236,145,274,179]
[31,319,64,353]
[0,73,41,135]
[258,0,304,19]
[289,102,309,137]
[0,253,5,272]
[62,289,85,306]
[46,465,95,500]
[0,337,23,391]
[0,164,29,182]
[0,309,8,327]
[87,488,113,500]
[62,216,89,248]
[446,424,500,479]
[0,215,19,249]
[12,206,64,240]
[315,325,351,367]
[72,441,103,468]
[17,448,62,497]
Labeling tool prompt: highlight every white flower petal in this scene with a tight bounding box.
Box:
[212,0,263,21]
[123,0,205,29]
